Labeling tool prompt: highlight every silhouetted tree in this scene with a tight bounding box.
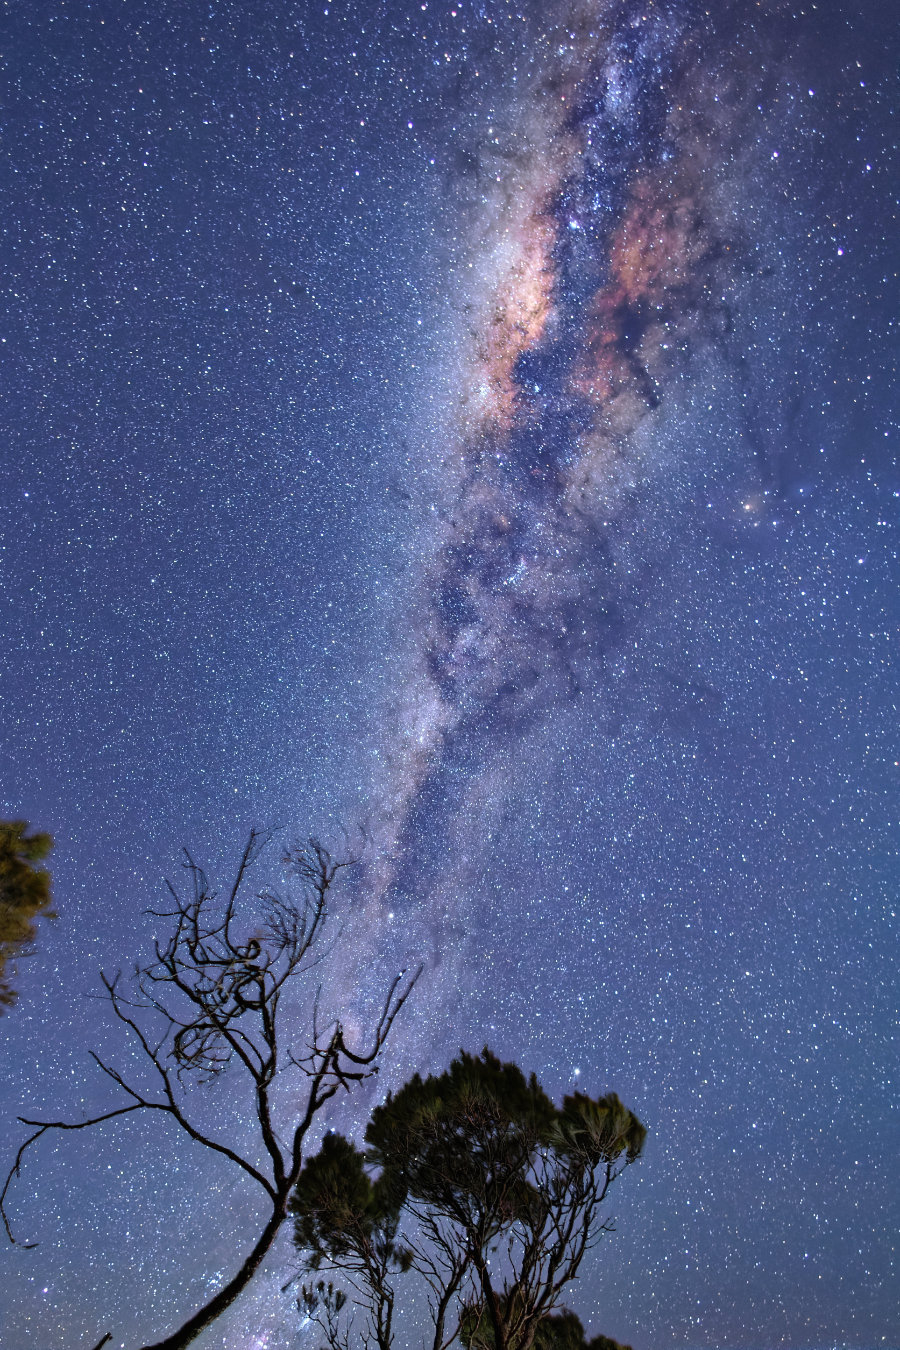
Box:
[0,819,54,1011]
[464,1306,632,1350]
[292,1049,645,1350]
[291,1132,413,1350]
[2,829,418,1350]
[510,1310,632,1350]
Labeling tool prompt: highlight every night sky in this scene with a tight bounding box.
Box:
[1,1,898,1348]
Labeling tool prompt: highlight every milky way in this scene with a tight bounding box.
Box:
[358,0,753,970]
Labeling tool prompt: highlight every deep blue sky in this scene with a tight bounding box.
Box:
[1,2,897,1348]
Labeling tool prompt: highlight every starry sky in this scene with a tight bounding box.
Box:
[1,1,897,1348]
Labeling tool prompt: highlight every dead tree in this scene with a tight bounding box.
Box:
[2,829,419,1350]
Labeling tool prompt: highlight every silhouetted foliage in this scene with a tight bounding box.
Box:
[465,1307,632,1350]
[0,820,54,1011]
[292,1133,413,1350]
[292,1048,645,1350]
[2,829,418,1350]
[529,1311,632,1350]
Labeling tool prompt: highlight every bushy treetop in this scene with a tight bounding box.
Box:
[0,820,55,1011]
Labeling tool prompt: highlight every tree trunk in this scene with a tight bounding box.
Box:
[475,1258,507,1350]
[138,1203,285,1350]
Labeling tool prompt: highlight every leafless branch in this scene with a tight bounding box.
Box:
[3,831,418,1350]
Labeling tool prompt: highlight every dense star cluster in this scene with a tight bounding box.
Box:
[0,1,896,1349]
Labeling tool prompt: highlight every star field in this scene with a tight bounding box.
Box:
[1,1,897,1348]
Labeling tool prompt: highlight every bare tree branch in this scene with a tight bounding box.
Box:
[3,832,418,1350]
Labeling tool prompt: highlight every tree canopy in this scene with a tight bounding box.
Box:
[0,819,54,1011]
[292,1048,645,1350]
